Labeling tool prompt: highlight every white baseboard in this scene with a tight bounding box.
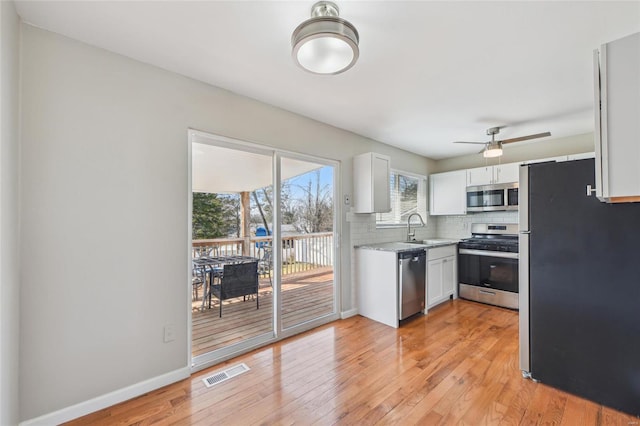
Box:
[20,367,190,426]
[340,308,358,319]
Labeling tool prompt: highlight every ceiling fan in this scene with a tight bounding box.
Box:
[454,127,551,158]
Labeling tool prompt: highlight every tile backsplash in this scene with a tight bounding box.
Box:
[435,211,519,240]
[349,212,438,247]
[348,210,518,246]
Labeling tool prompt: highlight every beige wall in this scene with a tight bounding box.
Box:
[19,23,433,422]
[434,133,594,173]
[0,1,21,424]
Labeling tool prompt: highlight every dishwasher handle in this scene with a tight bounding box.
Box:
[398,250,426,260]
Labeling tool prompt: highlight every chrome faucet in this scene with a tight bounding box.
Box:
[407,213,425,241]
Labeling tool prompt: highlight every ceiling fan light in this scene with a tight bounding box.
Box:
[483,143,503,158]
[483,148,503,158]
[291,2,359,75]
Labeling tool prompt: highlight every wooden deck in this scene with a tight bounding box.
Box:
[192,267,334,356]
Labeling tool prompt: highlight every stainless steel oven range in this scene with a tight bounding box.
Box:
[458,223,519,309]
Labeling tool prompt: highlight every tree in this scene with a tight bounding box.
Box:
[291,170,333,233]
[218,194,241,237]
[192,192,235,239]
[250,183,295,232]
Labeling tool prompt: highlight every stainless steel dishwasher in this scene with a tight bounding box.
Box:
[398,250,426,320]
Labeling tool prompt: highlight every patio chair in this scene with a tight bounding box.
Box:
[209,261,259,317]
[192,262,205,301]
[258,246,273,287]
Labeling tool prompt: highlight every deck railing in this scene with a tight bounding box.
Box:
[192,232,333,276]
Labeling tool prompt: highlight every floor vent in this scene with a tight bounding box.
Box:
[202,363,250,388]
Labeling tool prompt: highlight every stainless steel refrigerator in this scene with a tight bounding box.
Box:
[519,158,640,416]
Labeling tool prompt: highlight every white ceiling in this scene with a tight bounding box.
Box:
[192,141,323,193]
[14,1,640,160]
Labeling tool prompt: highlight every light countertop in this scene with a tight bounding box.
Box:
[355,239,458,253]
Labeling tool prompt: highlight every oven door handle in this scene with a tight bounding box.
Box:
[458,249,519,259]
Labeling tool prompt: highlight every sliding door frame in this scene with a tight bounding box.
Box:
[276,151,341,340]
[187,129,341,372]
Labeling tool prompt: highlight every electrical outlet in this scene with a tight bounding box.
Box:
[164,324,175,343]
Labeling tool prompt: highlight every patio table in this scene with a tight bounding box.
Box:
[192,255,258,311]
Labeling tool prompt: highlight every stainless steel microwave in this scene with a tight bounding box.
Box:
[466,182,518,212]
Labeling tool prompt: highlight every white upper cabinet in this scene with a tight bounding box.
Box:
[467,166,493,186]
[430,170,467,215]
[467,163,519,186]
[594,32,640,203]
[494,163,520,184]
[353,152,391,213]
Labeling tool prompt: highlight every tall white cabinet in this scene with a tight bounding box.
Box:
[353,152,391,213]
[594,32,640,203]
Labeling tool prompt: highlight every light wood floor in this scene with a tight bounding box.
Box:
[192,268,334,356]
[68,300,638,425]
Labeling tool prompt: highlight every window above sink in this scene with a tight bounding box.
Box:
[376,169,427,227]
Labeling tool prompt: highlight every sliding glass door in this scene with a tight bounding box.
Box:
[189,131,339,369]
[280,156,336,331]
[190,136,275,366]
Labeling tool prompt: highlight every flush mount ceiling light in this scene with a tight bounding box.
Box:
[291,1,359,75]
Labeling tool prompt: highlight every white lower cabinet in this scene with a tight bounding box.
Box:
[426,245,457,309]
[356,248,400,328]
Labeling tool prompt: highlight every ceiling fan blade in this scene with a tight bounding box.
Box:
[500,132,551,144]
[453,141,487,145]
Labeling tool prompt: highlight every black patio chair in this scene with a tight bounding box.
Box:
[209,261,259,317]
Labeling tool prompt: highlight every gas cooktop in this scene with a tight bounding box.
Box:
[458,223,519,253]
[458,237,519,253]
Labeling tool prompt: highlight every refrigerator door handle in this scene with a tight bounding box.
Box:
[520,231,531,234]
[519,231,531,376]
